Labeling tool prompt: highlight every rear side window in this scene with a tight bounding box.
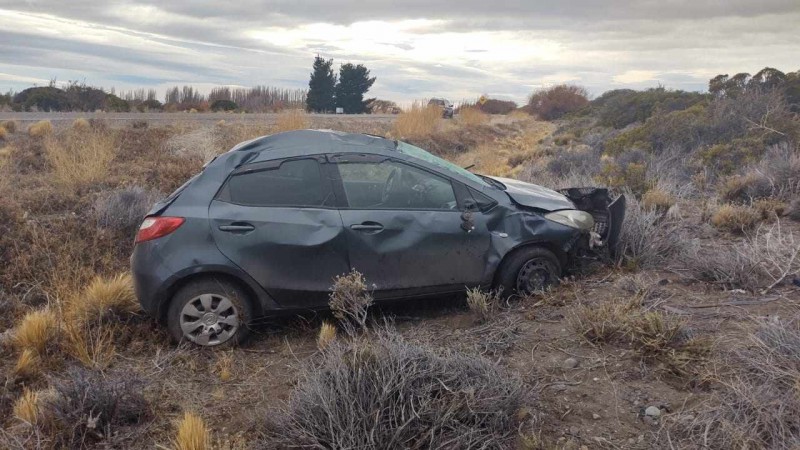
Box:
[219,158,329,207]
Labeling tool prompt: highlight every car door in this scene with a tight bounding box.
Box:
[328,154,492,298]
[209,156,350,309]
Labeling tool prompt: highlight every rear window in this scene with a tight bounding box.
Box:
[219,158,330,207]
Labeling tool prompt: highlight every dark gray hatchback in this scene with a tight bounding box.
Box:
[131,130,624,346]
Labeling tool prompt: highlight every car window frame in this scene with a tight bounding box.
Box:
[214,154,338,209]
[327,153,470,212]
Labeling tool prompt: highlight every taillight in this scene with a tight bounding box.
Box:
[135,216,185,244]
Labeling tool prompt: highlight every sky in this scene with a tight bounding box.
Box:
[0,1,798,104]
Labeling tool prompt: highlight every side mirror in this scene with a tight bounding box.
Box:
[463,199,478,211]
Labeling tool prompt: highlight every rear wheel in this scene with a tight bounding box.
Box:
[495,247,561,297]
[167,278,253,347]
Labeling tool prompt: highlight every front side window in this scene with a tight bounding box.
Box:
[396,141,490,188]
[221,158,329,207]
[337,159,457,210]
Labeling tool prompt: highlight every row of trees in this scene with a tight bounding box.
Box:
[0,80,308,113]
[306,56,376,114]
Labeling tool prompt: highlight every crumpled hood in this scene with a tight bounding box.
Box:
[489,176,575,211]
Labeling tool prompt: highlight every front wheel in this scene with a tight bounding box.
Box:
[495,247,561,297]
[167,278,253,347]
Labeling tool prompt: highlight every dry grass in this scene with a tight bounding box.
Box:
[391,103,441,139]
[669,319,800,447]
[45,129,115,188]
[28,120,53,137]
[165,127,221,163]
[63,321,117,369]
[0,125,7,141]
[458,107,489,126]
[13,308,60,355]
[626,311,686,355]
[65,273,138,324]
[269,328,526,448]
[329,269,373,333]
[317,321,337,350]
[273,109,309,133]
[72,117,90,131]
[753,198,787,220]
[711,204,761,233]
[13,389,40,425]
[12,348,41,380]
[466,287,500,323]
[616,194,688,269]
[641,187,675,212]
[570,301,632,344]
[174,412,211,450]
[1,119,18,133]
[214,352,234,382]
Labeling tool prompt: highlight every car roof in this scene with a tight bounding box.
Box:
[229,129,396,160]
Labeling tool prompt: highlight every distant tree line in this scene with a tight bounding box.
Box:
[0,79,307,113]
[306,56,376,114]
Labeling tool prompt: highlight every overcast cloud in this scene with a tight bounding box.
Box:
[1,1,798,103]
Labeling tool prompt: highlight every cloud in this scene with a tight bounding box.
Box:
[0,1,797,102]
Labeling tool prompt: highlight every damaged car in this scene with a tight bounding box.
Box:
[131,130,625,346]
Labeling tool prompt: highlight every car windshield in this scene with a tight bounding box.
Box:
[396,141,491,187]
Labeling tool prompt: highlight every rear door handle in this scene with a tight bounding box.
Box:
[219,223,255,233]
[350,222,384,232]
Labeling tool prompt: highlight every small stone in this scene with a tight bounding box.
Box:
[563,357,579,369]
[592,413,601,420]
[552,383,567,392]
[645,406,662,418]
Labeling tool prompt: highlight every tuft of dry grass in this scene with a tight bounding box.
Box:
[63,321,117,369]
[1,119,18,133]
[12,348,41,380]
[626,311,686,355]
[28,120,53,137]
[466,287,500,323]
[214,352,234,382]
[641,188,675,212]
[45,128,115,188]
[329,269,373,334]
[711,204,761,233]
[570,301,632,344]
[72,118,90,131]
[317,321,337,350]
[174,412,211,450]
[753,198,787,220]
[391,103,441,139]
[273,109,309,133]
[0,125,7,141]
[65,273,138,324]
[13,308,60,355]
[458,107,489,126]
[13,389,40,425]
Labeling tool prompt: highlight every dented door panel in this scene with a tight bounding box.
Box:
[209,201,350,308]
[340,209,492,295]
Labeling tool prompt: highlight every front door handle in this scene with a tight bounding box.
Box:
[350,222,384,232]
[219,223,255,233]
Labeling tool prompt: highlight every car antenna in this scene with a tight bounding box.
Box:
[463,164,475,170]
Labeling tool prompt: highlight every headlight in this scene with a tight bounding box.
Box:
[545,210,595,230]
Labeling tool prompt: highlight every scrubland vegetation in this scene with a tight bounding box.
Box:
[0,67,799,448]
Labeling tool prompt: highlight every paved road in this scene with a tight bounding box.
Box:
[0,111,397,125]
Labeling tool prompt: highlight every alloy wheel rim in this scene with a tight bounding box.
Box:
[516,259,551,295]
[179,294,239,346]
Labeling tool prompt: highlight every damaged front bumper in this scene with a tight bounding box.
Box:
[558,188,627,259]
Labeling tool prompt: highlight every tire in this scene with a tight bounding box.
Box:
[494,246,561,298]
[167,278,253,347]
